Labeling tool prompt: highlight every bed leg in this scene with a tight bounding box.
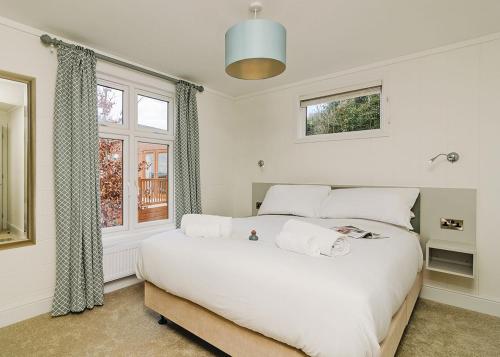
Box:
[158,315,169,325]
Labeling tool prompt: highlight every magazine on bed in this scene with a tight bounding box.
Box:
[332,225,388,239]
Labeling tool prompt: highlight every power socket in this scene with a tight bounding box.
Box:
[440,218,463,231]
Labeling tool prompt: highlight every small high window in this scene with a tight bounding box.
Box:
[298,84,384,141]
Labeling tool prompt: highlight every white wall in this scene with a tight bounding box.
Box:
[7,106,25,235]
[0,19,236,327]
[232,38,500,309]
[477,39,500,304]
[198,91,236,216]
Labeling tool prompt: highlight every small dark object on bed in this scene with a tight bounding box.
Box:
[249,229,259,241]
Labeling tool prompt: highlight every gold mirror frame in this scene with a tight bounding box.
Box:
[0,70,36,250]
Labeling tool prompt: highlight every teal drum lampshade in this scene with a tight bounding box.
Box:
[225,19,286,80]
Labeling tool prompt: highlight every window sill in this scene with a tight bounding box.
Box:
[295,128,389,144]
[102,223,176,250]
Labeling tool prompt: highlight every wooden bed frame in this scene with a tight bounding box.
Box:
[144,271,422,357]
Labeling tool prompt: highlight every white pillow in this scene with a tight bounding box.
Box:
[319,187,419,229]
[258,185,331,218]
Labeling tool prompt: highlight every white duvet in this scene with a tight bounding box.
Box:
[136,216,423,357]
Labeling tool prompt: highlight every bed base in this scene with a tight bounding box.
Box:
[145,271,422,357]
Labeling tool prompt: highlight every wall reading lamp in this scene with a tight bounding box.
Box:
[428,152,460,164]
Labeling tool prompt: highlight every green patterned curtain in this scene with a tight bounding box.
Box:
[52,44,103,316]
[174,81,202,227]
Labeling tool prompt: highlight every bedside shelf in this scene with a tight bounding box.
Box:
[426,239,475,279]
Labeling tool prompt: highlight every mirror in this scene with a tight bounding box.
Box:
[0,70,35,249]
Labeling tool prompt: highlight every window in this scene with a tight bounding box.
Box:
[99,137,124,228]
[298,83,385,141]
[137,92,169,131]
[137,142,169,223]
[97,84,124,125]
[97,76,174,235]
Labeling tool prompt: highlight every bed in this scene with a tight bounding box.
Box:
[136,214,423,357]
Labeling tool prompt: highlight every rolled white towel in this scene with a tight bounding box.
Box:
[332,237,350,256]
[282,219,344,256]
[275,231,321,257]
[180,214,232,238]
[185,223,221,239]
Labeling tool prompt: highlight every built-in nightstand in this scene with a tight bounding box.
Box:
[426,239,476,279]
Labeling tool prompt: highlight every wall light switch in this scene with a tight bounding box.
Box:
[440,218,464,231]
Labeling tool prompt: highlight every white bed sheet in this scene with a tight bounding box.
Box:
[136,216,423,357]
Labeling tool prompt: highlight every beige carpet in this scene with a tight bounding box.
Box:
[1,283,499,357]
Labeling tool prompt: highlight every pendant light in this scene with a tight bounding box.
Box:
[225,2,286,80]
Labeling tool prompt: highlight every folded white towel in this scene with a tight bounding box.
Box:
[181,214,232,238]
[275,231,321,257]
[185,223,221,239]
[281,219,344,256]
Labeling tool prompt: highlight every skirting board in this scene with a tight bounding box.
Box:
[421,285,500,317]
[0,274,141,328]
[104,275,142,293]
[0,295,52,328]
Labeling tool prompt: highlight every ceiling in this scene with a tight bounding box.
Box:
[1,0,500,97]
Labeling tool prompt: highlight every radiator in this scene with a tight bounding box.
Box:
[103,244,139,283]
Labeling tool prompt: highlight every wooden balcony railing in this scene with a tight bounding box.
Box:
[138,178,168,208]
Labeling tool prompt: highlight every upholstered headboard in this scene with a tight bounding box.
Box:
[252,183,476,244]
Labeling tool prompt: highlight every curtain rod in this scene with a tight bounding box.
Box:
[40,34,204,92]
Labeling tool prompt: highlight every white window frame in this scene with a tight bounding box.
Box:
[97,74,175,240]
[296,80,389,143]
[134,87,174,138]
